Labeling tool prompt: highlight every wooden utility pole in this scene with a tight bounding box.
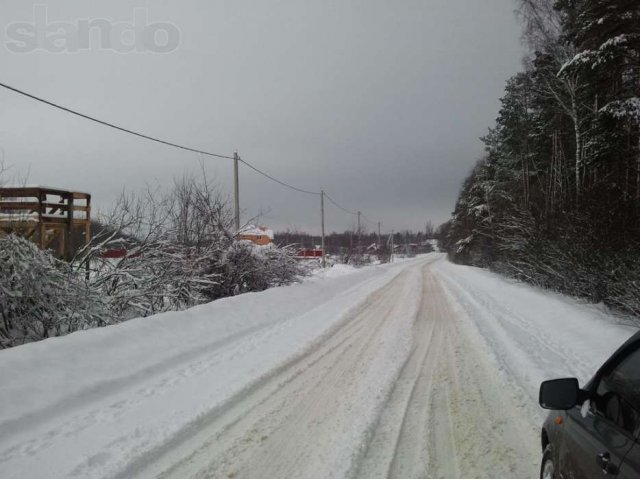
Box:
[377,221,381,246]
[321,190,326,268]
[390,229,394,263]
[233,151,240,232]
[357,211,361,249]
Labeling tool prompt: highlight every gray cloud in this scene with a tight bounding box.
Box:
[0,0,524,234]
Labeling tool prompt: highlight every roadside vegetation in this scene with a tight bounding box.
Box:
[442,0,640,316]
[0,172,302,349]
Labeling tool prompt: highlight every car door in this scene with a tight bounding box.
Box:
[617,441,640,478]
[559,345,640,478]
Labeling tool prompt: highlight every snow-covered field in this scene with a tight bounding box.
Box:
[0,254,637,478]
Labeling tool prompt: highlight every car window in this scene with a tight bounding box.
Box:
[595,346,640,436]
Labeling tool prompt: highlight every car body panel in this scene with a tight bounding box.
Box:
[618,442,640,478]
[560,404,634,477]
[540,330,640,478]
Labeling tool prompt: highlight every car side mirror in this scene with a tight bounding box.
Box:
[539,378,580,410]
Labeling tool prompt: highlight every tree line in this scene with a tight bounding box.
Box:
[274,225,435,263]
[442,0,640,315]
[274,225,435,252]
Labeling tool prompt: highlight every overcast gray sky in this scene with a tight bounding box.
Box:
[0,0,524,235]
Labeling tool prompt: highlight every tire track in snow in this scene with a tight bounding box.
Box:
[2,255,562,478]
[354,269,442,478]
[430,303,538,478]
[138,257,540,478]
[0,259,425,478]
[357,261,538,478]
[128,264,426,478]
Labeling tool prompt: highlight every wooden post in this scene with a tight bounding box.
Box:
[390,230,394,263]
[65,193,74,261]
[234,151,240,233]
[38,194,45,250]
[321,190,326,268]
[38,191,45,250]
[84,194,91,245]
[85,194,91,279]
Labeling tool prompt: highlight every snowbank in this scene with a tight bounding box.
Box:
[309,263,359,279]
[433,260,638,410]
[0,257,427,477]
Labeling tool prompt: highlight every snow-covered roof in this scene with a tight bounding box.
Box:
[4,184,66,189]
[1,185,89,195]
[237,224,274,239]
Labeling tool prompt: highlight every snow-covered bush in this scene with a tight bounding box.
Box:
[262,243,304,286]
[221,241,270,294]
[77,183,224,319]
[0,168,305,348]
[0,235,111,348]
[218,241,303,296]
[348,252,372,266]
[77,173,303,320]
[87,241,220,319]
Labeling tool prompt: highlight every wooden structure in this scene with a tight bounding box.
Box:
[0,186,91,260]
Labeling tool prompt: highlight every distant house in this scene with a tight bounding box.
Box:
[236,225,274,246]
[296,248,323,259]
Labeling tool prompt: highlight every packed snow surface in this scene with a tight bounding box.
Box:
[0,254,636,478]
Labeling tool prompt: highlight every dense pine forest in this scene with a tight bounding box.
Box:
[442,0,640,315]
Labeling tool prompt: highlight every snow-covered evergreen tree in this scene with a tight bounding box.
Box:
[445,0,640,316]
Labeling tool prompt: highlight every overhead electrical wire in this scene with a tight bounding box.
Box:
[238,159,383,228]
[238,157,320,196]
[0,80,234,160]
[0,79,383,230]
[361,213,377,225]
[324,192,358,216]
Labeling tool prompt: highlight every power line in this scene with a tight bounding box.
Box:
[236,158,384,235]
[323,192,358,216]
[238,157,320,196]
[0,80,325,197]
[361,213,376,225]
[0,79,386,235]
[0,80,234,160]
[325,194,381,233]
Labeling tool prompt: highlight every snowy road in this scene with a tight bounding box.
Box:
[0,255,637,478]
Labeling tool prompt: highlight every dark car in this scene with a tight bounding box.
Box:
[538,330,640,478]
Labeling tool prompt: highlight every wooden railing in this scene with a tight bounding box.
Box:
[0,186,91,260]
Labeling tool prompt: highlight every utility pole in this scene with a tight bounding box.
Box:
[390,229,394,263]
[321,190,326,268]
[357,211,361,249]
[377,221,381,246]
[233,151,240,233]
